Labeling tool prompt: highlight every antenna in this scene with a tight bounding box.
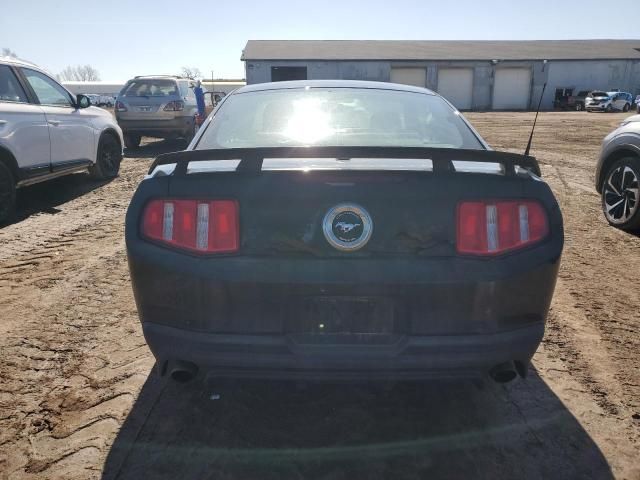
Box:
[524,82,547,156]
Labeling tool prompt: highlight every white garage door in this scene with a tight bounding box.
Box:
[437,68,473,110]
[493,68,532,110]
[390,68,426,88]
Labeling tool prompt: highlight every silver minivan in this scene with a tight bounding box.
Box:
[115,75,198,149]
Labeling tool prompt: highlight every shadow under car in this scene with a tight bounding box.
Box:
[102,368,612,480]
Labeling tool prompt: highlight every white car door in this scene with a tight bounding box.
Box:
[0,64,50,172]
[20,68,95,168]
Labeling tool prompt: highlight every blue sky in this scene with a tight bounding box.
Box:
[2,0,639,82]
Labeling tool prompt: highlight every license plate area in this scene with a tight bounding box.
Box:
[287,297,395,335]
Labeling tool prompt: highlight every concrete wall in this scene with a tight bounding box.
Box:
[245,59,640,110]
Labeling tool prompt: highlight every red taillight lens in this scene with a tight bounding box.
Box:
[457,200,548,255]
[163,100,184,111]
[115,101,127,112]
[142,199,239,254]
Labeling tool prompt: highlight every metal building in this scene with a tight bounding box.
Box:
[242,40,640,110]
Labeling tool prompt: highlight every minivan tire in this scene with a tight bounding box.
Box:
[0,162,16,225]
[623,103,630,112]
[124,134,141,149]
[606,104,613,113]
[89,134,122,180]
[601,156,640,232]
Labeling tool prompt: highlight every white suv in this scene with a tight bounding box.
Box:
[0,56,123,224]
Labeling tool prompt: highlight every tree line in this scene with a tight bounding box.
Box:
[4,48,207,83]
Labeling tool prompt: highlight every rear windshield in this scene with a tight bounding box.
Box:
[122,79,179,97]
[196,88,484,150]
[591,91,608,97]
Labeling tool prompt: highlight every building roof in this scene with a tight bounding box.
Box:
[243,40,640,61]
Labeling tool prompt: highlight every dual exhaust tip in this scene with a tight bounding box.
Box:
[163,360,522,384]
[489,361,521,384]
[167,360,199,383]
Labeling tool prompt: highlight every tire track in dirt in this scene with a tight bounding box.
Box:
[0,156,155,479]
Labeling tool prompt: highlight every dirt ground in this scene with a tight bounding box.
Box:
[0,112,638,480]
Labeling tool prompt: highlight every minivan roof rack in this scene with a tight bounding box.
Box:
[133,75,187,79]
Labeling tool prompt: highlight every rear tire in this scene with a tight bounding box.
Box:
[89,134,122,180]
[0,162,16,226]
[606,104,613,113]
[124,134,141,149]
[623,103,630,112]
[601,156,640,231]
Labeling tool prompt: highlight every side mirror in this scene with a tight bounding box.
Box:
[76,94,91,109]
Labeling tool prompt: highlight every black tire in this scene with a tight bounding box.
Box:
[575,102,583,111]
[89,134,122,180]
[606,104,613,113]
[124,134,141,149]
[0,162,16,225]
[601,156,640,231]
[623,103,630,112]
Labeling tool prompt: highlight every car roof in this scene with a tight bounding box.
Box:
[0,56,59,80]
[129,75,187,81]
[233,80,437,96]
[0,55,36,67]
[0,55,43,70]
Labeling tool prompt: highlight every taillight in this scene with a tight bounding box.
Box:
[457,200,548,255]
[115,101,127,112]
[163,100,184,112]
[142,199,239,254]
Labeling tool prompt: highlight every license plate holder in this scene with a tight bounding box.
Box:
[291,297,395,334]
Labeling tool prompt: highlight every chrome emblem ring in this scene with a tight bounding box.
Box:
[322,203,373,251]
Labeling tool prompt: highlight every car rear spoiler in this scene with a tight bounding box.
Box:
[149,147,542,178]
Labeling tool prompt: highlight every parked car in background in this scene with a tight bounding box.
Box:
[586,91,633,112]
[126,80,564,386]
[595,114,640,231]
[553,89,591,111]
[635,94,640,114]
[98,95,113,107]
[114,75,198,149]
[0,56,123,224]
[567,90,591,111]
[85,93,101,106]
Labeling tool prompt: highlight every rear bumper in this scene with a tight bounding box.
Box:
[116,116,194,136]
[144,322,544,381]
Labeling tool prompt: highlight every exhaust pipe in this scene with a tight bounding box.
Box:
[489,361,518,384]
[169,360,198,383]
